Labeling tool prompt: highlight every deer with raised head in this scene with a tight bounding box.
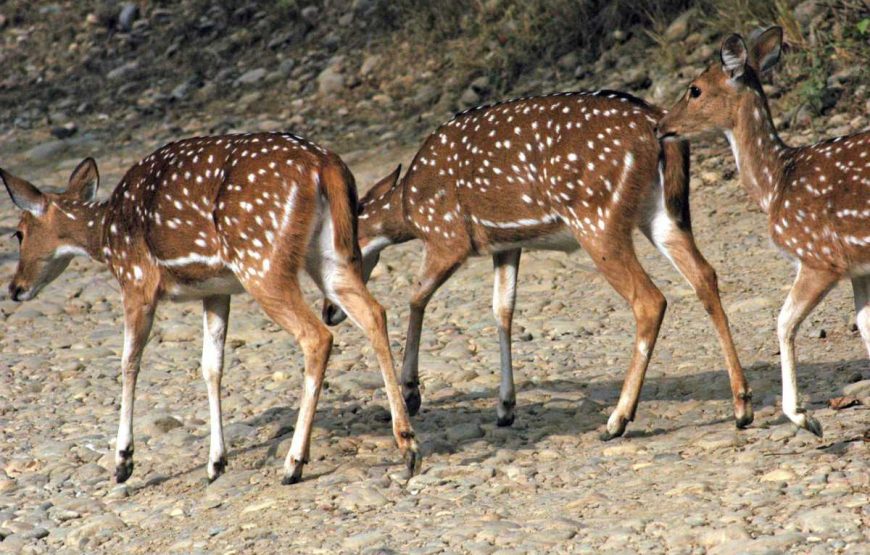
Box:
[1,132,420,484]
[323,90,754,438]
[657,27,870,437]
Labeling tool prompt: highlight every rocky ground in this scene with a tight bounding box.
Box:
[1,1,869,554]
[0,106,868,553]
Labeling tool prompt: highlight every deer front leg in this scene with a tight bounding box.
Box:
[202,295,230,481]
[115,297,156,483]
[492,249,521,427]
[401,250,463,416]
[852,276,870,358]
[777,264,838,438]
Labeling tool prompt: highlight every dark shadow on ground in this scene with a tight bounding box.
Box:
[129,356,868,492]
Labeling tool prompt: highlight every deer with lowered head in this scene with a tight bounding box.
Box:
[1,132,420,484]
[657,27,870,437]
[323,90,755,439]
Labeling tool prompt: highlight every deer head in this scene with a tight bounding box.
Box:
[2,158,100,301]
[657,26,783,139]
[322,165,402,326]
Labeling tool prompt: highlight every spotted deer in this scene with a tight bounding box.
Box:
[1,132,420,484]
[323,90,754,438]
[657,27,870,437]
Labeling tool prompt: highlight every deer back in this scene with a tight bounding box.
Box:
[392,91,665,253]
[102,133,334,294]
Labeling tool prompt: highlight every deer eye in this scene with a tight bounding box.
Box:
[689,85,702,98]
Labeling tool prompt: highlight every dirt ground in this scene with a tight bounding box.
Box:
[0,111,868,554]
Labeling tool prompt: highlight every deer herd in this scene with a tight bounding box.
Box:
[1,27,867,485]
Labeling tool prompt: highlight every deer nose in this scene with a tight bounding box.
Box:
[9,284,23,302]
[322,301,346,326]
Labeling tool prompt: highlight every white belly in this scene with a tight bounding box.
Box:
[165,273,246,301]
[490,229,580,253]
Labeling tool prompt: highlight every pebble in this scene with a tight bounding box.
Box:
[235,68,268,86]
[761,468,795,482]
[446,422,484,443]
[344,531,388,550]
[65,514,126,549]
[317,65,345,95]
[843,379,870,398]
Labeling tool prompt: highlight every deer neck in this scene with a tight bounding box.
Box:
[53,199,110,263]
[725,90,791,214]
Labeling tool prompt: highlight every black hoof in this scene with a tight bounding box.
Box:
[115,458,134,483]
[599,417,627,442]
[599,430,619,442]
[404,388,422,416]
[496,413,515,427]
[735,411,754,430]
[805,416,823,438]
[404,448,422,478]
[208,456,228,483]
[282,465,304,485]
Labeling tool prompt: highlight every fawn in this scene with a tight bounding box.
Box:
[657,27,870,436]
[323,90,754,439]
[1,133,420,484]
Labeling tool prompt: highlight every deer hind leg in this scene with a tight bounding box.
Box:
[583,236,667,441]
[642,218,753,428]
[402,247,464,416]
[202,295,230,482]
[115,294,157,483]
[852,275,870,357]
[251,280,333,484]
[492,249,521,427]
[778,264,839,438]
[325,263,422,476]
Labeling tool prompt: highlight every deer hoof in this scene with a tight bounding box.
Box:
[282,463,304,485]
[497,399,516,427]
[735,407,754,429]
[114,458,134,483]
[208,456,228,482]
[804,415,823,438]
[735,393,754,429]
[404,387,422,416]
[496,413,515,427]
[403,445,422,478]
[600,413,627,441]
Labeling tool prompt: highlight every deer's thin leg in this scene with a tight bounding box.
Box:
[584,236,667,440]
[492,249,521,427]
[252,281,333,484]
[777,263,839,437]
[643,222,753,428]
[852,276,870,358]
[402,248,464,415]
[202,295,230,482]
[115,296,156,483]
[330,271,421,476]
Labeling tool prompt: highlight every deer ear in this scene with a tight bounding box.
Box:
[720,34,748,80]
[1,168,46,216]
[385,164,401,188]
[366,165,402,197]
[67,157,100,201]
[748,26,783,73]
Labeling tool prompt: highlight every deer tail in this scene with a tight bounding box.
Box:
[319,155,360,262]
[660,137,692,231]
